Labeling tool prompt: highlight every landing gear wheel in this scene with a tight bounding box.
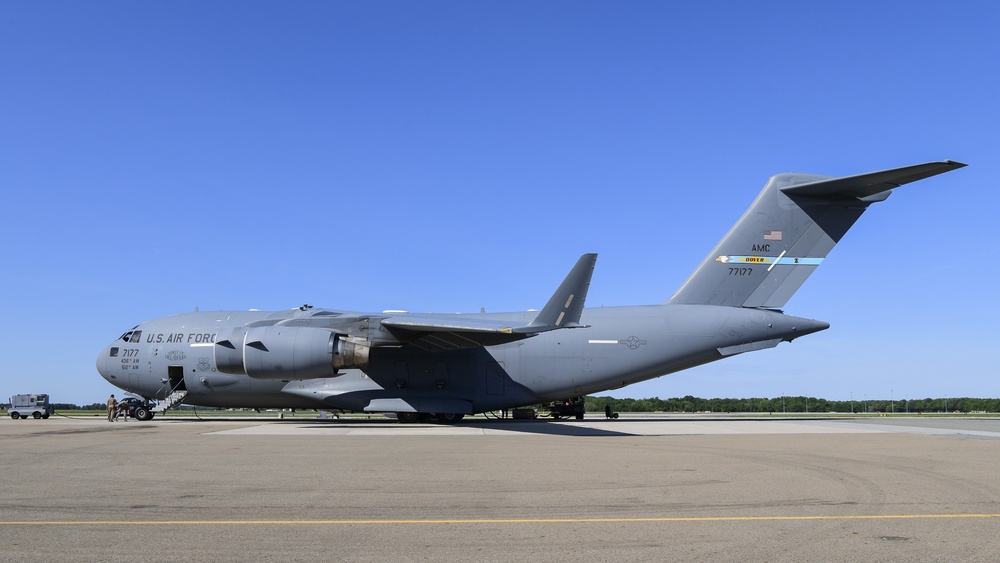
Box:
[397,412,421,424]
[134,407,152,421]
[436,413,465,424]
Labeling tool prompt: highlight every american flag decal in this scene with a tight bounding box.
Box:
[764,230,782,241]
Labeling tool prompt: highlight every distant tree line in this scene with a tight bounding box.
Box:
[52,403,107,411]
[584,396,1000,414]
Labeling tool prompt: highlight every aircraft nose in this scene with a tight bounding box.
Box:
[96,346,113,382]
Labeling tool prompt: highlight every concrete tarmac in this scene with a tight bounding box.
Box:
[3,414,1000,562]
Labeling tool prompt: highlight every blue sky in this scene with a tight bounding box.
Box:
[2,1,996,405]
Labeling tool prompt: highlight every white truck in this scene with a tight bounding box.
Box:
[8,394,54,419]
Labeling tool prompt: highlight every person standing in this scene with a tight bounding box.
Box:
[106,394,117,422]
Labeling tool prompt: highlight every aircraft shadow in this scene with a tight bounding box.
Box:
[299,417,638,437]
[466,420,636,437]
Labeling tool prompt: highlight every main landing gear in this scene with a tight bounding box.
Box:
[395,412,465,424]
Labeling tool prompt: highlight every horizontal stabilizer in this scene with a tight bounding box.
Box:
[780,160,965,199]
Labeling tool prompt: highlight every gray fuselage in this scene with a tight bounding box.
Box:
[96,305,826,413]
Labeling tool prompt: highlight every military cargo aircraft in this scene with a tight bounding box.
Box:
[97,160,964,422]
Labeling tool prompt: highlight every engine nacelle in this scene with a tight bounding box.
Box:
[214,326,370,380]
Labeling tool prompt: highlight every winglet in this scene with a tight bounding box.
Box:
[523,253,597,331]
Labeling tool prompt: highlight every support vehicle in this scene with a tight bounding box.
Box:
[9,394,54,420]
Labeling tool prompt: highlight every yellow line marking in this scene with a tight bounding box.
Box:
[3,514,1000,525]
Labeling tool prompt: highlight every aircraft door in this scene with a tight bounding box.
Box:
[168,365,187,394]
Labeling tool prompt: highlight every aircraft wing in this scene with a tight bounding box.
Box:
[381,253,597,352]
[380,315,530,351]
[780,160,966,199]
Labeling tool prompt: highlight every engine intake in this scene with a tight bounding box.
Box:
[214,326,370,380]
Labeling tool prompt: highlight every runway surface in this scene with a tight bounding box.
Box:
[4,414,1000,561]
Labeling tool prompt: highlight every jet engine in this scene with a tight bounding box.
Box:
[214,326,370,380]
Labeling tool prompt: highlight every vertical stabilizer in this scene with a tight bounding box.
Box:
[669,161,965,308]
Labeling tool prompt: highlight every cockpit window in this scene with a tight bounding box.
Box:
[110,347,119,358]
[119,325,139,342]
[129,331,142,343]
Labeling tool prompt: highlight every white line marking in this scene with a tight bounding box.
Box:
[767,250,787,272]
